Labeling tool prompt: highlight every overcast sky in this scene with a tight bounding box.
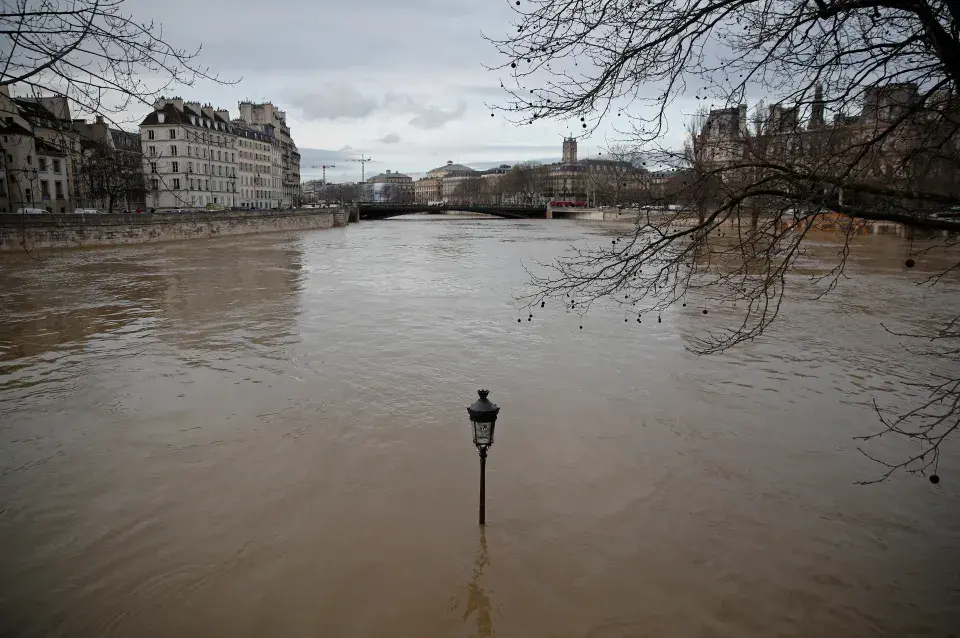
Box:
[124,0,693,183]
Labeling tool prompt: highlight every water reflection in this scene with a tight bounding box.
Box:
[454,527,495,637]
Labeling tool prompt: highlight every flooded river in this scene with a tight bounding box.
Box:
[1,218,958,636]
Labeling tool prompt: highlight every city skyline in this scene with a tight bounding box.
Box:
[98,0,698,181]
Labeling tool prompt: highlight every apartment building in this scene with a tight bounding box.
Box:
[139,98,239,210]
[234,122,277,209]
[0,86,77,213]
[237,101,301,207]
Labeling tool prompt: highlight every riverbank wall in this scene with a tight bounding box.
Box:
[551,207,944,237]
[0,208,351,251]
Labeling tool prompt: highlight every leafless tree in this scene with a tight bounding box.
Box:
[490,0,960,482]
[502,161,549,204]
[1,0,231,121]
[74,138,143,212]
[451,177,485,204]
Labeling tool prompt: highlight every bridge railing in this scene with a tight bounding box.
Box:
[357,203,545,209]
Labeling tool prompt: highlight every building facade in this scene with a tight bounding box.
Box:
[140,98,238,210]
[138,97,300,211]
[234,122,276,209]
[238,101,301,207]
[0,86,79,213]
[365,170,414,202]
[412,161,479,203]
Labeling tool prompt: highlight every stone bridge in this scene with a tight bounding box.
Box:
[356,203,546,220]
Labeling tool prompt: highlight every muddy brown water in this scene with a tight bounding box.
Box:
[1,217,958,637]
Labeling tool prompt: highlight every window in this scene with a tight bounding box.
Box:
[169,128,176,139]
[173,178,181,189]
[171,161,179,172]
[170,145,178,156]
[40,180,49,197]
[148,130,155,140]
[55,181,63,198]
[150,163,157,173]
[218,165,222,176]
[190,178,195,190]
[0,180,6,197]
[188,146,192,157]
[188,161,193,172]
[151,178,159,191]
[217,135,221,144]
[205,179,209,190]
[149,146,156,157]
[53,159,60,173]
[202,164,207,174]
[217,150,221,161]
[203,149,207,159]
[26,154,32,165]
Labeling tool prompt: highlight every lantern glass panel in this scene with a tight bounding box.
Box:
[473,420,494,447]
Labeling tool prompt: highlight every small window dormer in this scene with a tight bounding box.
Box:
[157,113,165,124]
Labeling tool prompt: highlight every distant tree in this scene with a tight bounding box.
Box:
[586,145,649,207]
[502,161,548,204]
[491,0,960,481]
[451,177,486,204]
[75,141,144,213]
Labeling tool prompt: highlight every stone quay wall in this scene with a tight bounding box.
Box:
[0,209,351,251]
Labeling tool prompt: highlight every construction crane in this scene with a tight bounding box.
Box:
[307,163,337,184]
[346,154,373,182]
[306,163,337,205]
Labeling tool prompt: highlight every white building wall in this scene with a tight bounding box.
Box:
[141,104,238,211]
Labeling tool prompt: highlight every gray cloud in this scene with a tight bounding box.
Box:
[378,133,402,144]
[126,0,510,74]
[290,87,467,129]
[408,102,467,130]
[288,84,379,121]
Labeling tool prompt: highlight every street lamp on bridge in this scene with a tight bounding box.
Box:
[467,390,500,526]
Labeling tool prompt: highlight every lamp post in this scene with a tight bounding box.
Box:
[467,389,500,526]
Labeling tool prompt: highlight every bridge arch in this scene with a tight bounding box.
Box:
[355,203,545,220]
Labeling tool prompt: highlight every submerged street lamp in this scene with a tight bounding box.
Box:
[467,390,500,526]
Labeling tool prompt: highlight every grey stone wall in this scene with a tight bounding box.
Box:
[0,209,348,251]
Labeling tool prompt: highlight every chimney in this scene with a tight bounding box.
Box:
[170,97,184,111]
[201,105,215,119]
[215,109,230,121]
[95,115,103,124]
[153,97,167,110]
[185,101,201,114]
